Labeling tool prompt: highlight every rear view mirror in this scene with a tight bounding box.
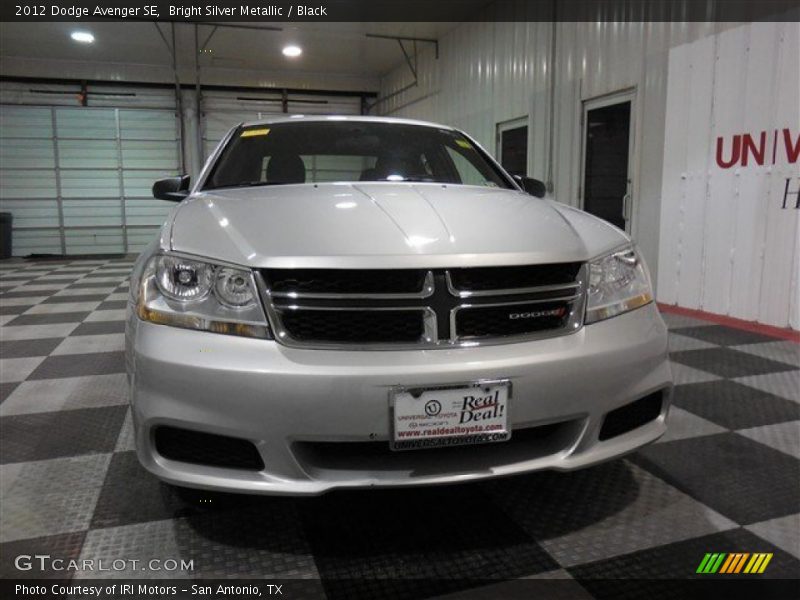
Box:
[153,175,190,202]
[514,175,547,198]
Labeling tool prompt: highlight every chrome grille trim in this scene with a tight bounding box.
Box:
[445,273,581,299]
[254,265,587,350]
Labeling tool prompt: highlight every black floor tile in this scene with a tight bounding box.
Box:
[0,337,63,358]
[670,326,779,347]
[670,348,796,378]
[67,281,120,289]
[27,351,125,380]
[0,531,87,579]
[6,312,90,326]
[300,485,558,600]
[0,382,20,404]
[40,294,107,304]
[0,405,126,463]
[1,290,57,299]
[82,272,125,279]
[0,304,34,315]
[91,451,220,529]
[481,460,641,539]
[632,433,800,525]
[674,380,800,429]
[96,300,127,310]
[35,277,80,284]
[70,321,126,336]
[570,528,800,599]
[175,500,322,581]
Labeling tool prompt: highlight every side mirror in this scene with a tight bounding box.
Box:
[153,175,190,202]
[514,175,547,198]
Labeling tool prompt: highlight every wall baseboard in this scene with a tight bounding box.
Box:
[657,303,799,343]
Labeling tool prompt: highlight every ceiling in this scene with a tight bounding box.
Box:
[0,21,460,84]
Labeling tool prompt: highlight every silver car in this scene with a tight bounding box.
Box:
[126,116,672,495]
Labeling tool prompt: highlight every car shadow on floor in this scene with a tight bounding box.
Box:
[171,459,641,591]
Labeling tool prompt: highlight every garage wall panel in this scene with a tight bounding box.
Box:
[0,104,59,253]
[0,138,54,169]
[1,85,180,255]
[2,81,368,256]
[12,228,62,255]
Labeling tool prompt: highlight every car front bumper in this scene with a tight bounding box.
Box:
[127,302,672,495]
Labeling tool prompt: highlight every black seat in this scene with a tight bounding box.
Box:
[360,156,424,181]
[266,154,306,184]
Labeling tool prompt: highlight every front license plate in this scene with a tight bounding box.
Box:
[391,380,511,451]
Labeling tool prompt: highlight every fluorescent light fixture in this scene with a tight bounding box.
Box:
[70,31,95,44]
[282,45,302,58]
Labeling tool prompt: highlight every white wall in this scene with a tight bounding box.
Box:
[658,22,799,329]
[376,17,739,311]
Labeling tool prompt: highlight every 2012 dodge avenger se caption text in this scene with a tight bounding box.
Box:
[125,116,673,495]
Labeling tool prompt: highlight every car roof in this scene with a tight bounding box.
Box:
[239,114,458,131]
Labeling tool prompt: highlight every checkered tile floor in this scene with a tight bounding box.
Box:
[1,258,798,598]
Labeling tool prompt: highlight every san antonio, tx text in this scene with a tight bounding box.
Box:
[16,584,280,596]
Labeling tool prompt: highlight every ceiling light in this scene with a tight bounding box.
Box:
[282,45,302,58]
[70,31,95,44]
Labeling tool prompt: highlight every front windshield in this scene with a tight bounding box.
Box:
[203,121,513,190]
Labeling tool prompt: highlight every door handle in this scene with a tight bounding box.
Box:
[622,193,632,222]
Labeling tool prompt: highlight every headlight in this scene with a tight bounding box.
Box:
[585,245,653,324]
[137,254,270,339]
[156,255,213,301]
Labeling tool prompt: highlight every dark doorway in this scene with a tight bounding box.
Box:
[499,125,528,177]
[583,101,631,230]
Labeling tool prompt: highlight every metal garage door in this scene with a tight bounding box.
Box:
[200,91,362,160]
[0,83,180,256]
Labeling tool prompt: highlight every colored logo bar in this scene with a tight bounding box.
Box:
[696,553,773,574]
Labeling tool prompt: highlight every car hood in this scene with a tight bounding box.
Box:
[168,183,628,269]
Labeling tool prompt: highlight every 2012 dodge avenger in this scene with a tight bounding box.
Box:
[125,116,672,495]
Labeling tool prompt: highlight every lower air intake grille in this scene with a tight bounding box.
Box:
[154,426,264,470]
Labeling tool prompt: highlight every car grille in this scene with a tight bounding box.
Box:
[259,263,585,349]
[455,301,570,338]
[268,268,428,296]
[281,309,425,343]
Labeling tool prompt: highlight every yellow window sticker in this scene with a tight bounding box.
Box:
[455,139,473,149]
[240,128,271,138]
